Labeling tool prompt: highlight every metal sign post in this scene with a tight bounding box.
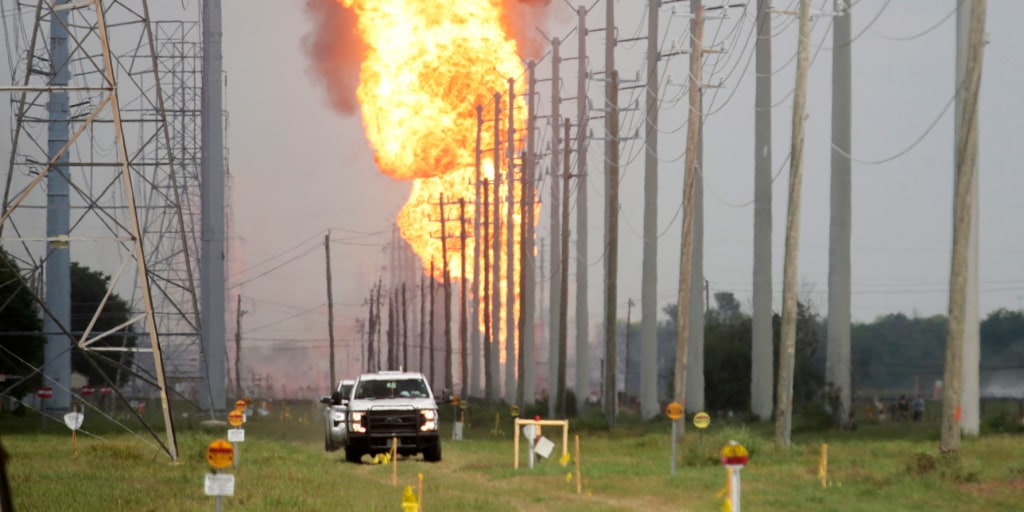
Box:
[665,402,683,475]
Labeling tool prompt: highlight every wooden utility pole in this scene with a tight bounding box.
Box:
[557,119,571,418]
[420,273,426,373]
[751,0,775,422]
[459,198,469,398]
[387,289,395,369]
[482,179,494,401]
[492,92,503,400]
[505,78,517,404]
[575,5,591,414]
[440,193,453,393]
[367,284,376,372]
[675,2,703,441]
[472,104,484,397]
[325,233,336,387]
[943,0,986,453]
[640,0,660,420]
[775,0,811,449]
[548,38,562,418]
[624,298,633,401]
[234,293,243,396]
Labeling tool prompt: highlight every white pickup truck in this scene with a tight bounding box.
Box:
[342,371,442,463]
[320,379,355,452]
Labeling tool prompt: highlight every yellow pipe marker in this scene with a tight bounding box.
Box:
[575,435,581,495]
[392,437,398,486]
[417,472,424,512]
[819,443,828,488]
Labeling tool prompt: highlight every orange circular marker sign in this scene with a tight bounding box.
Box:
[235,399,246,411]
[665,401,683,420]
[206,439,235,469]
[228,410,244,427]
[693,411,711,429]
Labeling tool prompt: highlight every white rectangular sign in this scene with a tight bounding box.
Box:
[63,412,84,431]
[534,436,554,459]
[227,428,245,442]
[204,473,235,496]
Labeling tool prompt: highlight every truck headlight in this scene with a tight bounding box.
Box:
[351,411,366,433]
[420,409,437,431]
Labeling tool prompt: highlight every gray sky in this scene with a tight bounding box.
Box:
[4,1,1018,391]
[214,0,1024,385]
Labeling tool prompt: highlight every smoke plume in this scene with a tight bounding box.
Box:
[501,0,555,60]
[301,0,364,115]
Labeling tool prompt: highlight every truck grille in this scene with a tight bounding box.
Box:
[366,409,418,434]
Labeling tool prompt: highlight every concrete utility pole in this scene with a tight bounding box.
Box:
[199,0,226,414]
[326,233,336,387]
[472,104,484,397]
[775,0,811,449]
[943,0,986,452]
[402,283,409,371]
[492,93,504,399]
[751,0,774,422]
[548,38,562,417]
[482,179,494,401]
[624,298,633,400]
[558,119,572,418]
[827,0,852,427]
[640,0,660,420]
[459,199,469,398]
[506,79,517,404]
[575,5,591,413]
[603,0,619,429]
[604,70,620,428]
[522,61,538,406]
[368,283,376,372]
[674,1,703,440]
[440,194,453,392]
[43,0,72,413]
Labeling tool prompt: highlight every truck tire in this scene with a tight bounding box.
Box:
[422,442,442,462]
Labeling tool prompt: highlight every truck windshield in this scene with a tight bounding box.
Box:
[355,378,429,399]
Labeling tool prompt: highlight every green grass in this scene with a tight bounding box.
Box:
[3,403,1023,511]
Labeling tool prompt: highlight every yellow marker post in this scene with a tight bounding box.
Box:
[391,437,398,486]
[417,473,424,512]
[574,435,581,495]
[819,443,828,488]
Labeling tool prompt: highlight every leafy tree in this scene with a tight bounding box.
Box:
[0,247,45,396]
[70,262,135,386]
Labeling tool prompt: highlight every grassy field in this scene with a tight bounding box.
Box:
[2,401,1023,511]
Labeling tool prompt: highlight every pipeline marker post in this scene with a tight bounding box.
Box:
[391,436,398,486]
[228,410,244,467]
[720,440,749,512]
[819,443,828,488]
[205,440,235,512]
[62,405,84,457]
[574,434,581,495]
[417,472,424,512]
[665,402,683,475]
[693,411,711,444]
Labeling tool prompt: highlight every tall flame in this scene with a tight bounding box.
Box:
[340,0,531,363]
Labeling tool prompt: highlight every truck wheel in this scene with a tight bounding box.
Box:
[422,443,442,462]
[345,446,363,464]
[325,436,338,452]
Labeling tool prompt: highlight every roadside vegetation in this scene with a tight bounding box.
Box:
[3,399,1022,511]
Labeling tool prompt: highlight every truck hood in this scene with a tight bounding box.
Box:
[348,397,437,411]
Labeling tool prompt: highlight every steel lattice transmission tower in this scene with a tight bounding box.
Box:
[0,0,209,462]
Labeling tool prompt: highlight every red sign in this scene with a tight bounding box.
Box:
[100,386,113,396]
[81,385,95,396]
[37,387,53,399]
